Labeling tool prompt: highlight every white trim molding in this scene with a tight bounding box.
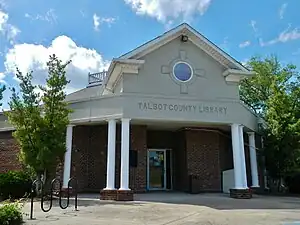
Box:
[70,114,123,124]
[0,127,15,132]
[103,59,145,94]
[172,61,194,83]
[223,69,256,83]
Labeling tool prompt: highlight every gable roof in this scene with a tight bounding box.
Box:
[119,23,249,72]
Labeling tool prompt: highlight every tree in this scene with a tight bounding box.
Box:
[0,85,6,107]
[240,55,300,190]
[6,54,72,188]
[240,55,297,116]
[264,82,300,179]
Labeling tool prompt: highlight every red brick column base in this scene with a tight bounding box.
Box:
[116,190,134,201]
[230,188,252,199]
[100,189,117,200]
[249,187,260,194]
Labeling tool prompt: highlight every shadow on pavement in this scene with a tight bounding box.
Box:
[132,192,300,210]
[34,192,300,211]
[31,194,145,209]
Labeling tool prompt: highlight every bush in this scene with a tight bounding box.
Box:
[0,171,32,200]
[0,202,23,225]
[286,173,300,194]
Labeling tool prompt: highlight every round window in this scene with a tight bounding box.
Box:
[173,62,193,82]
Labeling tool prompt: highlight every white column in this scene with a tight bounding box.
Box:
[119,118,131,190]
[248,132,259,187]
[239,125,248,189]
[231,124,243,189]
[104,119,116,190]
[63,125,74,188]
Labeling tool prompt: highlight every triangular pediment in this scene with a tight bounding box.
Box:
[102,23,254,95]
[120,23,249,72]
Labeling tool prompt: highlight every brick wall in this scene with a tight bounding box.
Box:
[0,131,23,173]
[129,125,147,192]
[71,125,107,192]
[173,130,187,191]
[145,128,227,192]
[115,124,148,191]
[244,145,252,187]
[219,132,233,172]
[71,124,148,193]
[185,129,222,192]
[71,125,90,191]
[0,125,265,193]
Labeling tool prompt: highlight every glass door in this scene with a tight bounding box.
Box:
[147,150,166,190]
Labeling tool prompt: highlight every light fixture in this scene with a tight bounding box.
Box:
[181,35,188,42]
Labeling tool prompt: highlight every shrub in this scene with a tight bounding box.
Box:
[0,171,32,200]
[286,173,300,194]
[0,202,23,225]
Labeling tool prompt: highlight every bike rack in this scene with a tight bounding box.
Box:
[30,177,78,220]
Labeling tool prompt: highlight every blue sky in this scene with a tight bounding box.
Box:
[0,0,300,108]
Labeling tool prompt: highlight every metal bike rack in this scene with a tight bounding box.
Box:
[30,177,78,220]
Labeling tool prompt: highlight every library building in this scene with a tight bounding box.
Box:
[0,23,265,201]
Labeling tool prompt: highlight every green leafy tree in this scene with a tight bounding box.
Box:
[264,83,300,179]
[240,55,300,190]
[0,85,6,107]
[6,54,72,187]
[240,55,297,116]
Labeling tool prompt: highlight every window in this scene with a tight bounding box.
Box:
[173,62,193,82]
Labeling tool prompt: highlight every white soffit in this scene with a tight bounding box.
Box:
[223,69,255,83]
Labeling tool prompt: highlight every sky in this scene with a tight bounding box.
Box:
[0,0,300,109]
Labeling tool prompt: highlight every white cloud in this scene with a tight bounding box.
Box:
[259,25,300,46]
[279,3,287,19]
[93,14,100,31]
[101,17,116,27]
[250,20,258,34]
[0,72,6,84]
[277,27,300,42]
[250,19,264,41]
[239,41,251,48]
[0,9,20,43]
[219,36,230,53]
[124,0,212,22]
[4,36,110,93]
[93,13,116,31]
[80,10,85,17]
[164,20,174,31]
[240,59,249,66]
[0,0,7,10]
[0,10,8,30]
[25,8,58,24]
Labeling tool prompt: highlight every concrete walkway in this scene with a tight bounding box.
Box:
[23,193,300,225]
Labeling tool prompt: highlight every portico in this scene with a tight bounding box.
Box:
[61,117,261,201]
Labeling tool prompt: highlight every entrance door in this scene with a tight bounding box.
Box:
[147,149,172,190]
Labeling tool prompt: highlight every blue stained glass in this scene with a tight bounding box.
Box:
[173,62,192,82]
